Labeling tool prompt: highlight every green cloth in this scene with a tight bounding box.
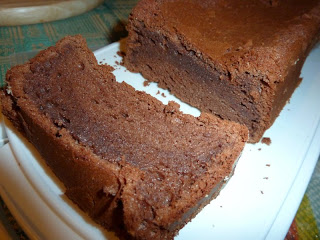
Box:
[296,158,320,239]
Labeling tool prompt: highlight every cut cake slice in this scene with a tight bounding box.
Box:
[1,35,248,240]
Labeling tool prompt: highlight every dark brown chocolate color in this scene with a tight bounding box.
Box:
[125,0,320,143]
[1,35,248,240]
[261,137,272,145]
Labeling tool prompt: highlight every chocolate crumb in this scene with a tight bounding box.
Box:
[143,80,150,87]
[258,148,261,151]
[117,51,126,58]
[263,177,269,179]
[156,90,160,95]
[261,137,271,145]
[161,93,166,97]
[266,164,271,167]
[261,190,264,194]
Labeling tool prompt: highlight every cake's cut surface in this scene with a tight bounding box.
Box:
[125,0,320,143]
[1,35,248,240]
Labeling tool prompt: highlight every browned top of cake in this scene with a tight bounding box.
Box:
[3,36,248,236]
[130,0,320,86]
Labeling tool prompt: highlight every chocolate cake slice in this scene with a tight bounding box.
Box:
[1,35,248,239]
[125,0,320,143]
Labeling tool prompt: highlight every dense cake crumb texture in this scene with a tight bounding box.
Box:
[125,0,320,143]
[1,35,248,240]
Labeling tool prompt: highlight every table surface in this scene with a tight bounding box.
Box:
[0,0,319,239]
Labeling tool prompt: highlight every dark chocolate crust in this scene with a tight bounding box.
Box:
[1,35,248,240]
[125,0,320,143]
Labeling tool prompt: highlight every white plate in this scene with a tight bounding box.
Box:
[1,40,320,240]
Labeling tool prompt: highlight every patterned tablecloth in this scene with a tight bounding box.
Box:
[0,0,319,239]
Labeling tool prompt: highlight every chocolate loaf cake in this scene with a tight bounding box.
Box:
[1,35,248,239]
[125,0,320,143]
